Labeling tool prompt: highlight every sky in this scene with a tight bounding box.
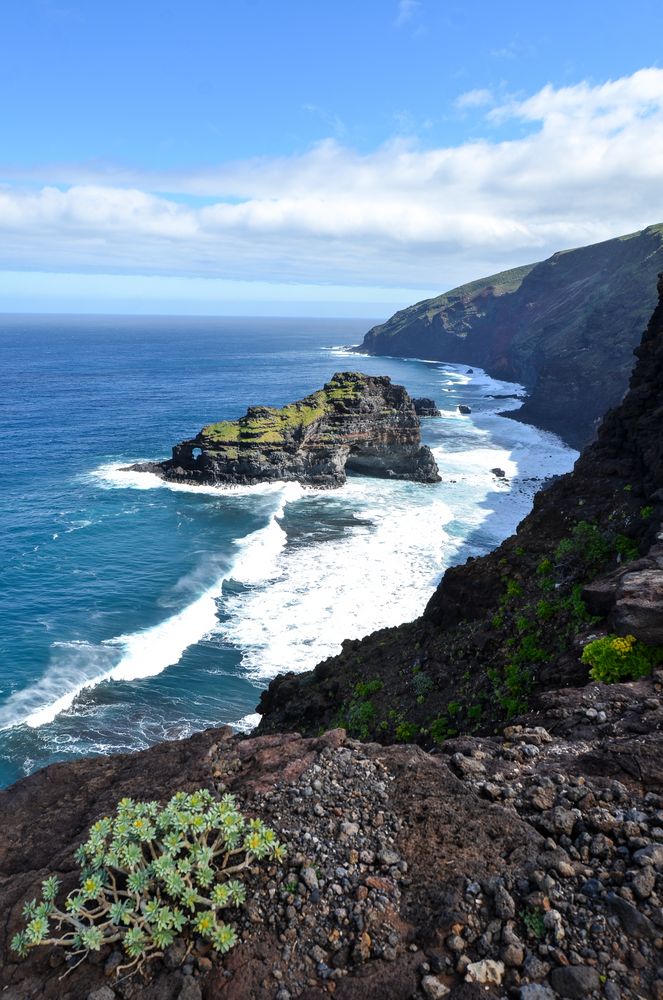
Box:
[2,0,663,317]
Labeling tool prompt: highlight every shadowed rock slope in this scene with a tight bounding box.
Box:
[355,224,663,448]
[131,372,439,488]
[258,274,663,755]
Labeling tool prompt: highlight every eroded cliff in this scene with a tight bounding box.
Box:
[132,372,439,488]
[258,274,663,750]
[355,224,663,448]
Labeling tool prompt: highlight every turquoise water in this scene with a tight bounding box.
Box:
[0,314,577,787]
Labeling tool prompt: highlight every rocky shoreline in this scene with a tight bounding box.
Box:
[3,276,663,999]
[129,372,440,489]
[354,224,663,449]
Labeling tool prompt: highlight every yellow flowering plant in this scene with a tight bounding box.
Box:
[581,634,663,684]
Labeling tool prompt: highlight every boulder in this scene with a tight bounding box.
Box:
[412,397,440,417]
[611,567,663,643]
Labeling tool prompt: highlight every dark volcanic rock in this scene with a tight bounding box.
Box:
[1,730,542,1000]
[612,561,663,643]
[412,397,439,417]
[4,696,663,998]
[457,404,471,414]
[130,372,440,489]
[258,274,663,759]
[355,224,663,447]
[550,966,600,998]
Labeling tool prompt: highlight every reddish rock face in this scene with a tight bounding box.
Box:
[3,681,663,999]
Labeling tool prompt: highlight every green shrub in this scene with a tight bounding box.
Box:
[412,671,433,698]
[641,505,654,520]
[536,558,553,577]
[12,789,285,973]
[520,906,546,940]
[555,521,612,574]
[395,721,419,743]
[430,717,458,743]
[581,634,663,683]
[347,698,376,739]
[353,679,383,698]
[536,599,555,621]
[615,534,638,561]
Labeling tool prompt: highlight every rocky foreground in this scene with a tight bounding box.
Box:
[1,672,663,1000]
[130,372,440,488]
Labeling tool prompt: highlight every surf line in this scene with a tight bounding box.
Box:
[0,483,299,731]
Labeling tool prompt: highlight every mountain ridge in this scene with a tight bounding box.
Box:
[355,224,663,448]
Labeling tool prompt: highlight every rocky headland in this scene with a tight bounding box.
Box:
[3,279,663,999]
[130,372,439,488]
[354,224,663,448]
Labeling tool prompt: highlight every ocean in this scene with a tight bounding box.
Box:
[0,314,577,788]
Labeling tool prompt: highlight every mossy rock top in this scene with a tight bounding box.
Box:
[201,372,370,446]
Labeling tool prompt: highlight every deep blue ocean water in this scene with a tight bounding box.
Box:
[0,314,577,787]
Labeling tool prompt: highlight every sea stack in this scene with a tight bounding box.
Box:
[132,372,440,488]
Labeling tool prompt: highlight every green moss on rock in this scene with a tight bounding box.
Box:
[202,373,368,447]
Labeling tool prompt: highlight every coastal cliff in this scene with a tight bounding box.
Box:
[132,372,439,488]
[258,274,663,750]
[3,282,663,998]
[355,224,663,448]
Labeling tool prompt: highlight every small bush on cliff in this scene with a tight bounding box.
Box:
[11,789,285,975]
[581,634,663,684]
[555,521,613,575]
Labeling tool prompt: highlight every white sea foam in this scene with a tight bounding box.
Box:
[217,480,455,681]
[90,461,298,500]
[0,483,297,730]
[231,712,261,733]
[3,362,576,736]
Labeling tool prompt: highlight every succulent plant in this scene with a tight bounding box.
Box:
[12,789,285,975]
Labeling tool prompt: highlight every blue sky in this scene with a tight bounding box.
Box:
[2,0,663,316]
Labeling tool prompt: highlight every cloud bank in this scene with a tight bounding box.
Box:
[1,68,663,293]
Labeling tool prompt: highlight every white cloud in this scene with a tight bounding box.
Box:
[395,0,421,27]
[1,68,663,294]
[455,88,495,110]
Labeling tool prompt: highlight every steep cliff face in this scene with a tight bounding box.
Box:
[132,372,439,488]
[258,274,663,746]
[356,224,663,448]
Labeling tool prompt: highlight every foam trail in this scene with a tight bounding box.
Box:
[90,461,295,499]
[0,484,295,730]
[218,480,455,681]
[231,712,261,733]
